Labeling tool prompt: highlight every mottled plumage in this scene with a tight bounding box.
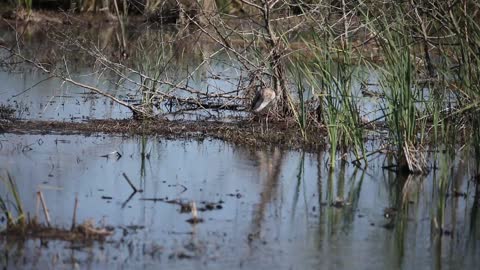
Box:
[251,87,276,113]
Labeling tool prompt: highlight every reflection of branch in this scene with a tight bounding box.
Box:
[170,184,188,194]
[177,0,258,70]
[0,44,149,117]
[50,30,248,111]
[121,190,137,209]
[122,172,143,193]
[71,195,78,231]
[11,75,54,97]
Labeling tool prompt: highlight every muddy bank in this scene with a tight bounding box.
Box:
[0,118,327,151]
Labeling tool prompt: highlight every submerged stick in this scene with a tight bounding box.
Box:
[71,195,78,231]
[37,191,51,227]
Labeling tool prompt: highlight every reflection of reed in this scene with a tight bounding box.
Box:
[248,147,283,242]
[470,179,479,247]
[317,151,324,217]
[326,164,345,233]
[450,158,466,237]
[314,156,366,246]
[394,175,416,265]
[290,152,305,220]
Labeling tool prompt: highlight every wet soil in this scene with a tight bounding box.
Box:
[0,118,326,151]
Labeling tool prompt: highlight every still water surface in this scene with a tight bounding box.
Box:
[0,133,478,269]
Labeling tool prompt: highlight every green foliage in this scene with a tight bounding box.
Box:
[360,3,425,172]
[288,63,308,140]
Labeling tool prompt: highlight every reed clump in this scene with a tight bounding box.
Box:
[1,173,113,241]
[0,172,25,230]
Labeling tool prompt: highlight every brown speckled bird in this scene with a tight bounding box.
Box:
[251,87,276,113]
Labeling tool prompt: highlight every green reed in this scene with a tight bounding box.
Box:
[287,63,308,140]
[298,33,366,169]
[0,172,25,229]
[360,4,425,172]
[134,30,171,116]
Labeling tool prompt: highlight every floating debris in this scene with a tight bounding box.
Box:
[1,219,114,241]
[169,251,195,260]
[226,193,242,198]
[383,207,397,219]
[141,198,223,213]
[331,198,350,208]
[122,172,143,193]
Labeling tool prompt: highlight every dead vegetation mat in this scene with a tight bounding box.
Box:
[0,119,326,151]
[1,220,113,242]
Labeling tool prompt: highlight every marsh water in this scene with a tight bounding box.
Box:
[1,133,479,269]
[1,21,480,270]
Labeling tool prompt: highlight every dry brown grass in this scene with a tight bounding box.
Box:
[2,219,113,242]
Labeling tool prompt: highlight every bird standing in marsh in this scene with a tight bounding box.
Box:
[251,87,276,113]
[251,86,276,132]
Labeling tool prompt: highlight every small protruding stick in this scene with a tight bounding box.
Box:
[122,172,138,193]
[37,191,51,227]
[35,193,40,223]
[71,194,78,231]
[191,202,198,220]
[186,201,203,224]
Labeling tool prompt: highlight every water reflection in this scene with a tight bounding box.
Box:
[249,147,283,242]
[0,22,247,121]
[0,134,478,269]
[0,20,390,123]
